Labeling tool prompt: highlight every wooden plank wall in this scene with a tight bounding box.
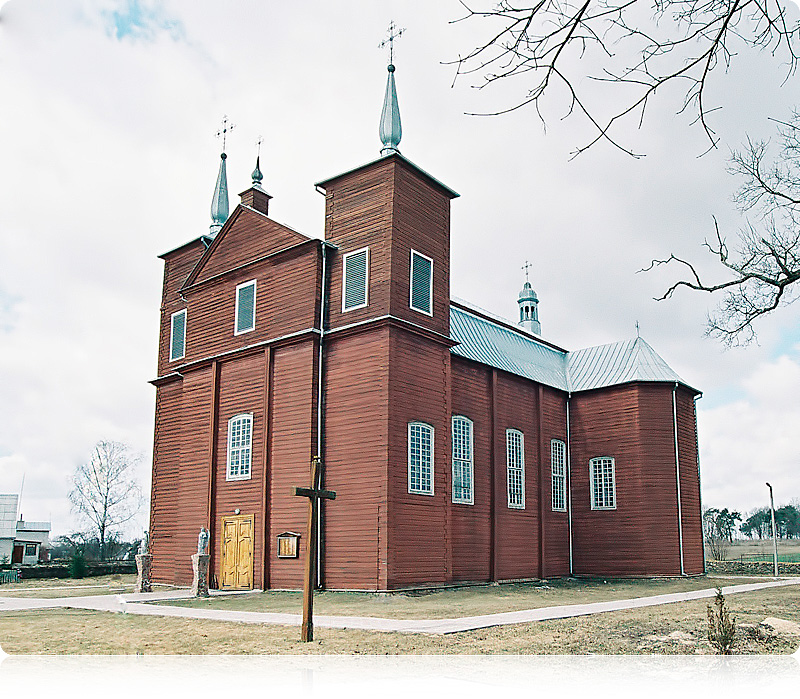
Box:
[212,352,269,588]
[149,379,182,584]
[323,327,390,590]
[268,341,316,589]
[540,385,570,577]
[386,328,451,588]
[676,387,704,574]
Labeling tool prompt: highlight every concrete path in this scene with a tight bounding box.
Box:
[2,578,799,635]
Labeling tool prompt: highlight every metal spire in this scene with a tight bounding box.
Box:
[379,22,404,156]
[251,136,264,188]
[210,116,234,237]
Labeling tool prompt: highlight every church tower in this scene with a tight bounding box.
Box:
[518,280,541,335]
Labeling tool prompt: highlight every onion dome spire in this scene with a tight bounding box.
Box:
[251,155,264,188]
[379,22,404,156]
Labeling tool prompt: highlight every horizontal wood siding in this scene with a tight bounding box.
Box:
[149,379,182,584]
[212,353,268,588]
[173,367,214,585]
[540,386,570,577]
[450,357,492,583]
[389,161,450,338]
[193,207,310,284]
[180,246,319,366]
[268,341,315,589]
[323,327,389,589]
[324,160,394,329]
[157,242,206,376]
[676,388,704,574]
[387,328,450,588]
[493,371,540,580]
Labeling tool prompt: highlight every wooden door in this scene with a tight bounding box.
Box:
[219,514,254,590]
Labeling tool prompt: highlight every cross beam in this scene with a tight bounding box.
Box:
[292,456,336,642]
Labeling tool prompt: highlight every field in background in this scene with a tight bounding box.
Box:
[709,540,800,563]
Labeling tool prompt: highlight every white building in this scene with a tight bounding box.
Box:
[0,495,51,565]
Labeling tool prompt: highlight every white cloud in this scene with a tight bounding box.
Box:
[698,352,800,514]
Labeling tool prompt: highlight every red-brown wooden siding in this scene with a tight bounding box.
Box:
[323,327,390,590]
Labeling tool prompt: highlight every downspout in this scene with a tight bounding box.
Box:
[695,394,705,574]
[672,383,686,576]
[566,395,573,576]
[315,241,329,588]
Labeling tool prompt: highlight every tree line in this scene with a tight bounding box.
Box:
[703,504,800,560]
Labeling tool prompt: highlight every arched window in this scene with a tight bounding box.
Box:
[451,416,474,504]
[226,413,253,481]
[506,429,525,509]
[408,422,434,495]
[589,457,616,509]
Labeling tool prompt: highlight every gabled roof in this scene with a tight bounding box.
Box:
[182,205,311,290]
[450,303,699,395]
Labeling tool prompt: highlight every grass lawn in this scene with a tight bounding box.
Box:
[0,574,141,598]
[0,584,798,654]
[157,576,771,619]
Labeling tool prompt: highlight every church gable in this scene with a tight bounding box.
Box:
[184,206,310,289]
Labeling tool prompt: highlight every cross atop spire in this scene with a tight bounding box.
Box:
[379,20,405,65]
[378,24,404,156]
[215,115,235,153]
[522,260,532,283]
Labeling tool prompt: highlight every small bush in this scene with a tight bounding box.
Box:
[707,587,736,654]
[69,551,88,579]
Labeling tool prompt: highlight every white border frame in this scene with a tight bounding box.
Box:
[409,249,434,317]
[342,247,370,312]
[451,416,474,505]
[169,309,187,362]
[551,439,567,512]
[234,280,257,335]
[408,421,434,496]
[506,428,526,509]
[589,456,617,510]
[226,413,254,482]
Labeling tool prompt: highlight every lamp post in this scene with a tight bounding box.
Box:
[766,482,779,578]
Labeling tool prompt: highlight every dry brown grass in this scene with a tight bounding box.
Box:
[0,581,798,655]
[158,576,769,619]
[0,574,140,597]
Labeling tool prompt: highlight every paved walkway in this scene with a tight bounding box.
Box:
[1,578,799,635]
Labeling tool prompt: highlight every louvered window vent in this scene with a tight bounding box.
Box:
[170,309,186,361]
[235,280,256,335]
[410,250,433,316]
[343,248,369,311]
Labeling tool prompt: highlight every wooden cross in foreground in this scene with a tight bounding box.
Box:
[292,456,336,642]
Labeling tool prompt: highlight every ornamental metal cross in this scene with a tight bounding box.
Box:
[215,115,235,152]
[291,456,336,642]
[522,260,532,282]
[379,20,405,64]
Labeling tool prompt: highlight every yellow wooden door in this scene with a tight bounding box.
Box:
[219,514,254,590]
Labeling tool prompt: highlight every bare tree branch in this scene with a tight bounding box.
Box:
[449,0,800,155]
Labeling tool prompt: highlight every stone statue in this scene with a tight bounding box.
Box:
[197,527,210,555]
[138,530,149,556]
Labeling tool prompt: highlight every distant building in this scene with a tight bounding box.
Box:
[0,495,51,565]
[148,62,704,591]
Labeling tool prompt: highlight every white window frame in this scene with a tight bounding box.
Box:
[451,416,474,505]
[506,428,525,509]
[234,279,257,335]
[408,421,434,496]
[551,439,567,512]
[342,247,369,312]
[409,249,434,317]
[169,309,186,362]
[589,456,617,510]
[226,413,253,481]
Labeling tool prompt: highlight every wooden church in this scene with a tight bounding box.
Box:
[148,61,704,591]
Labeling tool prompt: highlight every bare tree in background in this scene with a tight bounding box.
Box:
[450,1,799,157]
[69,440,143,560]
[644,114,800,345]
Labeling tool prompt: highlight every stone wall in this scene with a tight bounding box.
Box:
[705,560,800,576]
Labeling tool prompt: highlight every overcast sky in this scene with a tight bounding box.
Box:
[1,0,799,540]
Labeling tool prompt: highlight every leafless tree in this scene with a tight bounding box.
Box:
[450,0,799,157]
[644,113,800,344]
[69,440,143,560]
